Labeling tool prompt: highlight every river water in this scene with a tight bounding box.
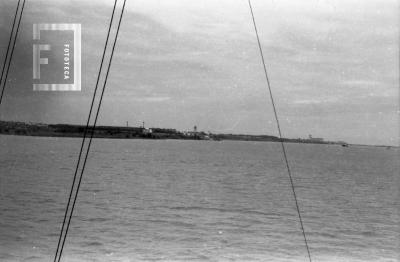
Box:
[0,135,398,261]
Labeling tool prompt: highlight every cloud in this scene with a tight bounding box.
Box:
[293,97,340,105]
[341,80,383,87]
[116,95,171,103]
[0,0,398,145]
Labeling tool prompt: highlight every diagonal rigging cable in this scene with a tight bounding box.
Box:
[247,0,312,261]
[0,0,26,106]
[53,0,118,261]
[54,0,126,261]
[0,0,21,89]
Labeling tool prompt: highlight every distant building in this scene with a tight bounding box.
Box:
[142,128,152,135]
[183,125,200,138]
[308,134,324,142]
[183,131,197,137]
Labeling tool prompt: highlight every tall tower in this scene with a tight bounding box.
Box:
[194,125,197,132]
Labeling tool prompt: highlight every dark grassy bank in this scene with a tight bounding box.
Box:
[0,120,346,145]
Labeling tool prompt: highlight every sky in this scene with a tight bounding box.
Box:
[0,0,398,145]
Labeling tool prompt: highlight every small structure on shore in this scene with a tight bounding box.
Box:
[183,126,200,138]
[308,134,324,143]
[142,127,152,135]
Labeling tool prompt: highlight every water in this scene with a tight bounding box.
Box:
[0,135,398,261]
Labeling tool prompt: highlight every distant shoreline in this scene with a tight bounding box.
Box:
[0,120,353,146]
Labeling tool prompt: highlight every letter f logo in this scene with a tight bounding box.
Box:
[33,44,50,79]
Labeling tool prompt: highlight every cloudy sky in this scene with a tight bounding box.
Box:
[0,0,398,145]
